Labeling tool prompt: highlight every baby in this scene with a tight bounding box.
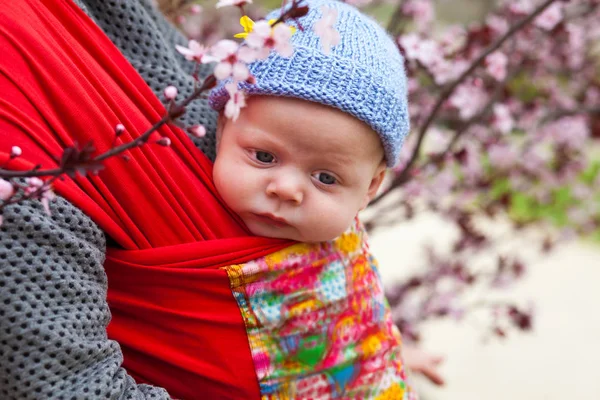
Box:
[209,0,417,398]
[210,0,408,243]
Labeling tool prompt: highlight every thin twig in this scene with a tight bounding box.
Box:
[0,76,216,180]
[372,0,558,206]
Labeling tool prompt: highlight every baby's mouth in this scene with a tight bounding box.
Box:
[251,213,290,227]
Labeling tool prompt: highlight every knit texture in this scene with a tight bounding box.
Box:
[0,0,217,398]
[210,0,409,167]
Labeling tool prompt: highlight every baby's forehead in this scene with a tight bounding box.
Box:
[228,96,385,161]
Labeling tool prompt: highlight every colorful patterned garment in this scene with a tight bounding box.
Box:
[223,220,418,399]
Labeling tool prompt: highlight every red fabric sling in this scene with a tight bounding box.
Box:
[0,1,290,398]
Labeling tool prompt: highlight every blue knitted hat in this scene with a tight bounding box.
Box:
[209,0,409,167]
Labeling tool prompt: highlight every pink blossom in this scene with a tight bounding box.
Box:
[571,184,592,201]
[486,15,509,36]
[407,77,420,94]
[24,177,55,215]
[312,6,341,55]
[485,51,508,81]
[189,125,206,138]
[398,33,421,61]
[584,87,600,108]
[508,0,533,16]
[534,3,563,31]
[488,143,517,170]
[398,34,442,68]
[449,81,487,120]
[492,103,513,134]
[0,178,14,201]
[566,24,586,69]
[156,137,171,147]
[424,291,462,319]
[215,0,252,9]
[190,4,202,14]
[402,0,434,31]
[164,85,178,100]
[566,23,585,51]
[470,124,494,142]
[588,15,600,40]
[454,190,478,208]
[423,127,451,154]
[508,172,528,191]
[115,124,125,135]
[175,40,215,64]
[246,20,294,58]
[543,116,589,151]
[415,39,442,67]
[402,180,423,197]
[462,143,483,182]
[439,25,466,55]
[429,59,469,85]
[210,40,255,82]
[10,146,22,158]
[545,80,577,110]
[24,177,45,195]
[429,170,456,198]
[224,83,246,121]
[518,106,544,132]
[521,145,551,173]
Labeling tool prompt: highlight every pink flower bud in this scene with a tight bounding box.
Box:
[25,177,44,194]
[115,123,126,135]
[0,178,15,201]
[10,146,22,158]
[189,125,206,138]
[156,137,172,147]
[164,85,178,100]
[190,4,202,14]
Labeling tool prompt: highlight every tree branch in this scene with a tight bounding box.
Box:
[0,76,216,180]
[391,0,557,188]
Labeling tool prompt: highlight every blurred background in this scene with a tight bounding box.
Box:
[159,0,600,398]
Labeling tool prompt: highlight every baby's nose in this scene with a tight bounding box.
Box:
[266,176,303,205]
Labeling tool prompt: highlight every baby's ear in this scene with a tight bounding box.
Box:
[360,162,387,210]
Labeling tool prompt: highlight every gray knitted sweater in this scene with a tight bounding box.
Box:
[0,1,218,398]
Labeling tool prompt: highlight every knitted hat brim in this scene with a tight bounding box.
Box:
[210,47,408,167]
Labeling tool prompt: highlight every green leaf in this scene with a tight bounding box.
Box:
[490,178,511,200]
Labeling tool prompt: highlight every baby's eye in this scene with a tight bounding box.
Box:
[313,172,337,185]
[255,151,275,163]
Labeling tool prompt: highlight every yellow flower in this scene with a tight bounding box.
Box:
[264,243,307,267]
[374,383,405,400]
[361,333,383,358]
[334,232,361,254]
[234,16,296,39]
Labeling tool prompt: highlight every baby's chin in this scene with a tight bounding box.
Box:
[246,222,347,243]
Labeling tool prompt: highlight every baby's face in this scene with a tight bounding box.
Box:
[213,96,385,242]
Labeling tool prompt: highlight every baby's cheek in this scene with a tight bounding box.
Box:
[214,160,242,205]
[309,199,357,241]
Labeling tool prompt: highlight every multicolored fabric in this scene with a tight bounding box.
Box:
[223,220,418,399]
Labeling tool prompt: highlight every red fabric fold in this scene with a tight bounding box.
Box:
[0,1,290,398]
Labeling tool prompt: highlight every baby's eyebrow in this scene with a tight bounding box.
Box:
[321,151,355,167]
